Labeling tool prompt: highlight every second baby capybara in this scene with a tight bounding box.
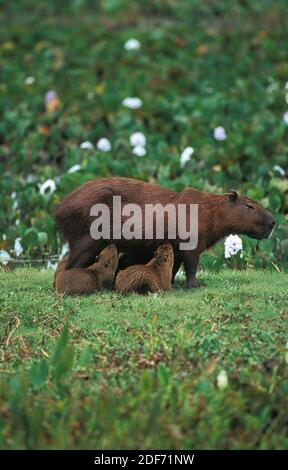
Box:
[116,244,174,295]
[55,244,118,295]
[55,177,275,288]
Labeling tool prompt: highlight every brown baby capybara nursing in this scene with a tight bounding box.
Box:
[54,244,118,295]
[116,244,174,295]
[55,177,275,288]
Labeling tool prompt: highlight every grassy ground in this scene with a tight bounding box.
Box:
[0,268,288,449]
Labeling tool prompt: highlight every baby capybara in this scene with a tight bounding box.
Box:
[116,244,174,295]
[55,244,118,295]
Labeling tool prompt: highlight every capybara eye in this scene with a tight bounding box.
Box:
[246,204,255,210]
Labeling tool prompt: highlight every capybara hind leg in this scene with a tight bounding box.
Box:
[66,236,104,269]
[183,252,200,288]
[145,278,160,294]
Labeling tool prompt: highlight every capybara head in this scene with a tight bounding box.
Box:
[96,244,118,285]
[225,190,275,240]
[154,243,174,266]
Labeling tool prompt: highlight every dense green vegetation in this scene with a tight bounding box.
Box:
[0,269,287,449]
[1,0,288,267]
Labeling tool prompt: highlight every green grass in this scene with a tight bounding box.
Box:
[0,268,288,449]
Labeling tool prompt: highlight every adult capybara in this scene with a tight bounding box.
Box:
[55,177,275,288]
[54,244,118,295]
[116,244,174,295]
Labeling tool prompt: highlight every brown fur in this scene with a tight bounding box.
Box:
[54,244,118,295]
[53,255,68,288]
[116,244,174,295]
[55,177,275,288]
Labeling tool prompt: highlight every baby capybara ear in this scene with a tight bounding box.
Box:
[228,190,238,203]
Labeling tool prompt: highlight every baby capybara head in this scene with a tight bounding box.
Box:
[154,243,174,266]
[225,190,275,240]
[97,244,118,269]
[96,244,118,285]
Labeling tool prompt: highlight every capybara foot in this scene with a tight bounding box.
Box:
[187,277,202,288]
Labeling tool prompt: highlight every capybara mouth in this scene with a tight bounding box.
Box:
[248,223,276,241]
[266,224,276,239]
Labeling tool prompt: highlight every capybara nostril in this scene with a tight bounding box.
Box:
[268,219,276,232]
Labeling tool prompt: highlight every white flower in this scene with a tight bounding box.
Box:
[130,132,146,148]
[285,82,288,90]
[0,250,11,265]
[224,234,243,259]
[217,370,228,390]
[68,164,81,174]
[214,126,227,141]
[180,146,194,168]
[80,141,93,150]
[24,76,35,85]
[96,138,112,152]
[11,192,18,210]
[39,179,56,196]
[14,238,23,257]
[122,97,142,109]
[15,219,20,226]
[132,145,146,157]
[273,165,285,176]
[124,38,141,51]
[283,112,288,125]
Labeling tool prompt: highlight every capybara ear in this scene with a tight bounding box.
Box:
[228,190,238,203]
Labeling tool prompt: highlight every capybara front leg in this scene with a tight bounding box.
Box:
[183,252,200,288]
[66,236,104,269]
